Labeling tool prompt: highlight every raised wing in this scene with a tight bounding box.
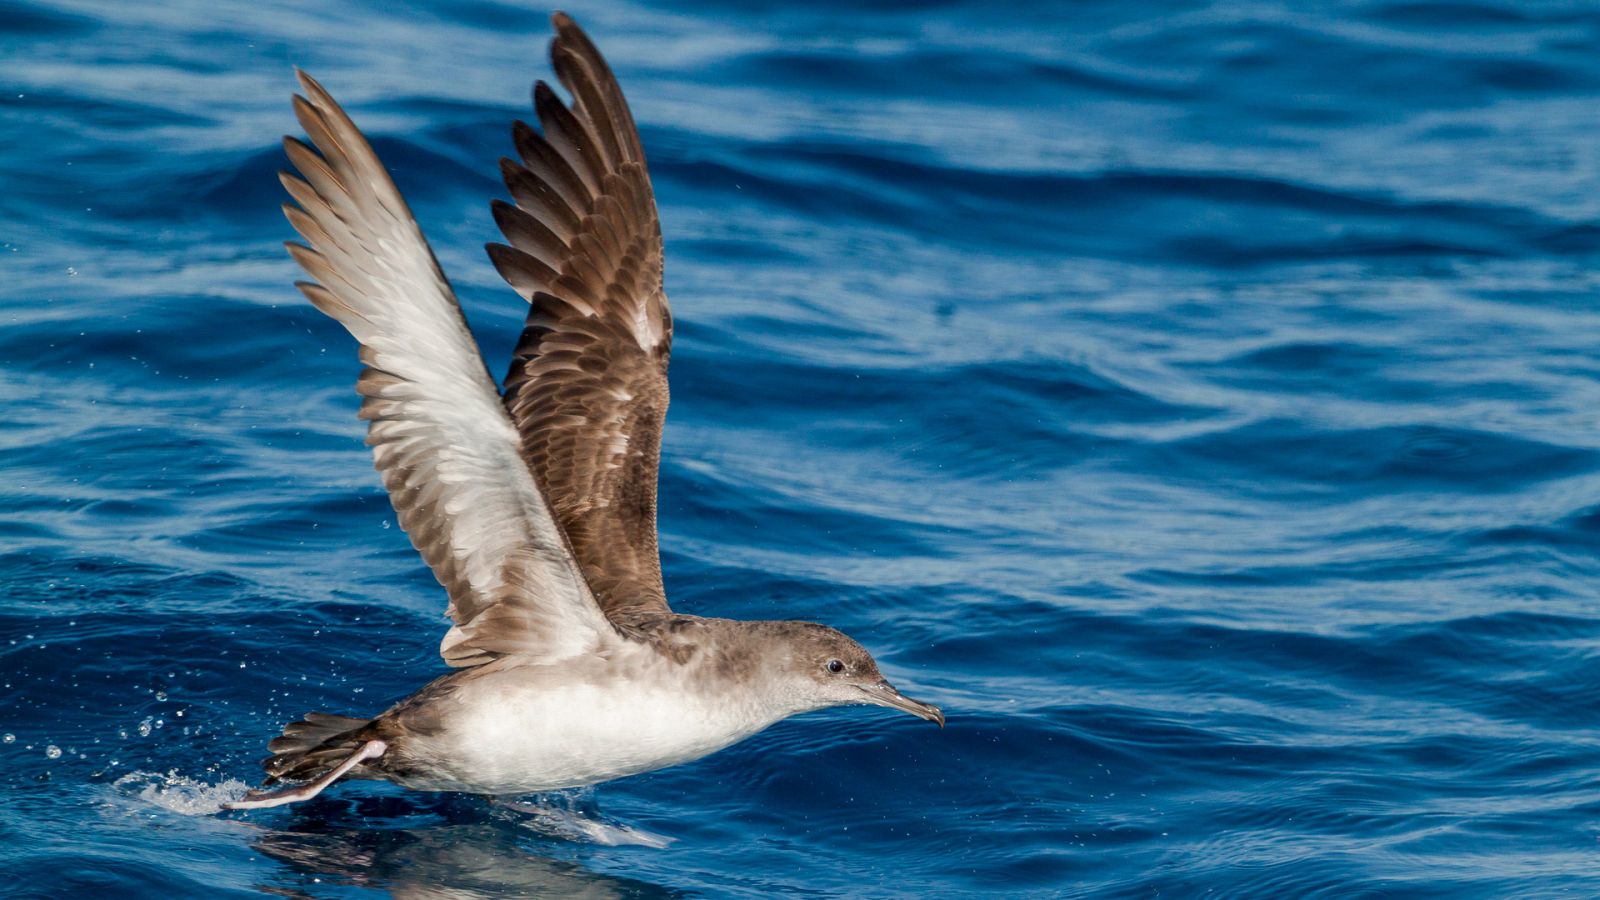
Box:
[488,13,673,623]
[280,70,615,667]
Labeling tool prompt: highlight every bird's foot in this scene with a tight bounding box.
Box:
[222,739,387,811]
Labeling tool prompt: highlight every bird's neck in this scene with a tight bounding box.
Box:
[641,618,817,723]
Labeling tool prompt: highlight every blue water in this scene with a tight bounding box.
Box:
[6,0,1600,895]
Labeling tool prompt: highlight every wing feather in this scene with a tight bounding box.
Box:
[491,13,674,623]
[282,69,615,667]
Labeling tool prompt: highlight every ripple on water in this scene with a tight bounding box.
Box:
[7,0,1600,896]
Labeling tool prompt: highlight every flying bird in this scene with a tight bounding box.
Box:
[224,12,942,812]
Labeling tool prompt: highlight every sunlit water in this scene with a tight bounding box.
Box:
[6,0,1600,896]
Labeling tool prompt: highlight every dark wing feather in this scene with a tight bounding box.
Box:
[490,13,673,622]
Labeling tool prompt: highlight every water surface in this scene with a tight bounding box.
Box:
[5,0,1600,896]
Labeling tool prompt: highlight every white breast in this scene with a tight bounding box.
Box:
[396,659,783,795]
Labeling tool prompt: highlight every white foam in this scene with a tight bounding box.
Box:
[112,769,252,816]
[496,797,673,848]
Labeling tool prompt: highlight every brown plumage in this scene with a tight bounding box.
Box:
[225,12,941,813]
[492,12,673,623]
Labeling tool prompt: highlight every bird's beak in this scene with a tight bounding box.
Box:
[857,680,944,727]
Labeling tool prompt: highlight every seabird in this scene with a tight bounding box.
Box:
[223,12,942,812]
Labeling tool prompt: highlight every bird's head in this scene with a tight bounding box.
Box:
[765,622,943,726]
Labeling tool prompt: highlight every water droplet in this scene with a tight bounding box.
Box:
[155,691,167,702]
[45,745,60,759]
[2,734,13,744]
[137,717,153,738]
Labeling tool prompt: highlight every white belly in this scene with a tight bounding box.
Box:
[395,670,774,795]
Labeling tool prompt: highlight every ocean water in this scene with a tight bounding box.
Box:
[5,0,1600,895]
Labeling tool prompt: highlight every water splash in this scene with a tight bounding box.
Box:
[494,793,673,848]
[112,770,252,816]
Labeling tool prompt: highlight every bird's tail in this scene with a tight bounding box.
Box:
[259,712,373,784]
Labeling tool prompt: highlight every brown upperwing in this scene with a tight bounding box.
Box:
[487,13,673,622]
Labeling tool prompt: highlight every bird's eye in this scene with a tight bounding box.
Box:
[826,659,845,674]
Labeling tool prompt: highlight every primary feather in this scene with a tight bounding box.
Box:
[492,12,675,625]
[280,69,615,668]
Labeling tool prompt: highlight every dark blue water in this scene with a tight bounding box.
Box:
[6,0,1600,895]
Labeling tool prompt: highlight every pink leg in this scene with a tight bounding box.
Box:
[222,739,388,811]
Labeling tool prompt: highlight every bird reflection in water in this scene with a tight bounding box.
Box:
[249,795,681,899]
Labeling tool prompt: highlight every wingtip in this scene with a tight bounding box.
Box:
[293,70,347,120]
[289,93,318,124]
[551,10,575,30]
[487,200,517,233]
[277,168,311,194]
[293,67,323,97]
